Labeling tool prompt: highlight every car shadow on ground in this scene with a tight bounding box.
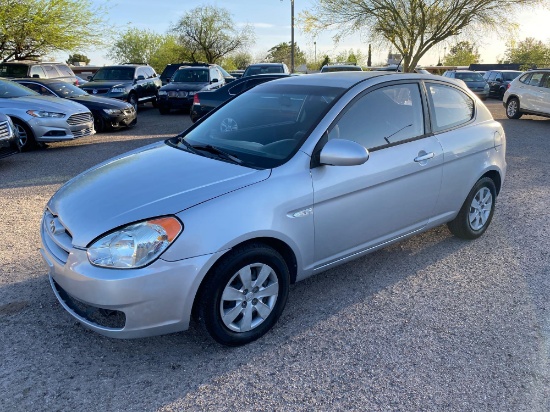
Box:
[0,225,472,410]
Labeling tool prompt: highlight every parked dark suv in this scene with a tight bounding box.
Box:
[80,64,161,110]
[157,64,226,114]
[0,61,77,84]
[160,62,235,86]
[483,70,522,99]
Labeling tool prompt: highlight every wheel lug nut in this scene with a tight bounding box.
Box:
[242,302,247,308]
[252,298,258,305]
[243,289,248,295]
[252,286,259,293]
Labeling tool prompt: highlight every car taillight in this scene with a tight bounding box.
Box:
[507,83,511,89]
[193,94,200,105]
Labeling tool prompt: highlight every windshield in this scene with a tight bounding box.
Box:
[49,82,87,97]
[455,72,485,82]
[0,80,39,98]
[93,67,135,81]
[172,69,209,83]
[322,66,362,72]
[0,64,28,77]
[502,71,522,81]
[173,83,345,169]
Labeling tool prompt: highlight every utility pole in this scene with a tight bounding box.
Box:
[281,0,295,72]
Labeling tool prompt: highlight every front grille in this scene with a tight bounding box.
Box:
[83,88,109,95]
[0,120,13,141]
[168,91,188,98]
[72,127,94,138]
[42,210,72,263]
[67,112,93,126]
[52,278,126,329]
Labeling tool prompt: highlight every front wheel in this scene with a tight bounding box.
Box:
[198,243,290,346]
[13,120,37,151]
[506,97,522,119]
[447,177,497,240]
[127,94,138,111]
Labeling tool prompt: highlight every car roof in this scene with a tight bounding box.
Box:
[247,63,285,66]
[255,71,392,88]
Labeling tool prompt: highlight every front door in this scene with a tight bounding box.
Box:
[311,82,443,269]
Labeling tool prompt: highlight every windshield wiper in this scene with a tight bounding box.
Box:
[384,123,412,144]
[191,144,244,165]
[177,137,201,155]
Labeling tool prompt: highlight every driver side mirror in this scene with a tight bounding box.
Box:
[495,77,503,82]
[211,78,218,83]
[319,139,369,166]
[136,75,145,81]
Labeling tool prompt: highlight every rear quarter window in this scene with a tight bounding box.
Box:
[427,83,474,132]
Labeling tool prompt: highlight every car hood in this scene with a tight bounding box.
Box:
[161,82,209,92]
[82,80,132,89]
[47,142,270,247]
[67,95,132,110]
[464,81,487,88]
[0,95,89,112]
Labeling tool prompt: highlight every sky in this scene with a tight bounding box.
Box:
[61,1,550,67]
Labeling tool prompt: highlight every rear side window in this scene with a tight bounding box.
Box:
[43,65,61,78]
[487,72,497,81]
[55,65,74,77]
[542,75,550,89]
[427,83,474,132]
[528,72,544,86]
[519,73,531,84]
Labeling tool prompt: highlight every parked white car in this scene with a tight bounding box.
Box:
[503,69,550,119]
[0,79,95,150]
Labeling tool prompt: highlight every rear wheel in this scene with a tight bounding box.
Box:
[506,97,522,119]
[198,243,290,346]
[12,120,37,151]
[447,177,496,240]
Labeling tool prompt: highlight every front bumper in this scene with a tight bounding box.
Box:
[28,115,95,143]
[40,219,219,338]
[158,95,194,110]
[100,108,137,130]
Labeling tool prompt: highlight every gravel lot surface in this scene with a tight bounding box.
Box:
[1,100,548,411]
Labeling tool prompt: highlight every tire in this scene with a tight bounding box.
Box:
[159,107,170,115]
[198,243,290,346]
[12,120,37,151]
[94,115,105,133]
[151,95,159,108]
[447,177,497,240]
[506,97,522,119]
[128,94,138,111]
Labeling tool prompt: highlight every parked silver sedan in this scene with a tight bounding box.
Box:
[0,79,94,150]
[40,72,506,346]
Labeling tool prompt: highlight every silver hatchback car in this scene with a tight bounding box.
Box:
[41,72,506,346]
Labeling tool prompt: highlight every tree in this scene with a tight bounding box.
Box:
[226,52,253,70]
[501,37,550,68]
[66,54,90,65]
[265,42,306,67]
[108,28,190,73]
[319,55,330,70]
[443,41,480,66]
[367,44,372,67]
[334,48,365,65]
[171,5,254,64]
[301,0,542,72]
[0,0,106,62]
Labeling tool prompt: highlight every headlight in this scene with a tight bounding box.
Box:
[87,217,182,269]
[26,110,65,118]
[158,90,167,96]
[111,87,126,93]
[103,108,123,115]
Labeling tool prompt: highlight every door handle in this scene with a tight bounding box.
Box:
[414,152,435,162]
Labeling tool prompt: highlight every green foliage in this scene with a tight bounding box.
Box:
[443,41,480,66]
[501,37,550,68]
[107,28,190,73]
[319,55,330,70]
[222,52,252,71]
[334,48,364,65]
[67,54,90,65]
[302,0,542,72]
[171,5,254,64]
[0,0,107,62]
[265,42,306,67]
